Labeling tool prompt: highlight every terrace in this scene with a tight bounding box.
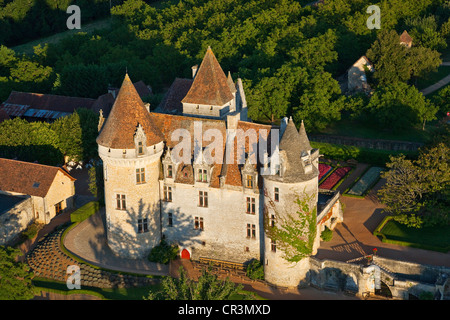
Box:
[317,188,340,223]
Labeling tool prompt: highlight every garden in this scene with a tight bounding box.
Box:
[319,166,352,190]
[345,166,384,197]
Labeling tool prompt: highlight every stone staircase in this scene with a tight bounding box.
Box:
[27,228,159,289]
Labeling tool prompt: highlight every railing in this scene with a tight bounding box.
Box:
[197,257,246,271]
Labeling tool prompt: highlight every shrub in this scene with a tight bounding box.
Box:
[148,240,179,264]
[246,259,264,280]
[321,226,333,242]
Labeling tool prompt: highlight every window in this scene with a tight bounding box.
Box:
[116,194,126,210]
[197,169,207,182]
[138,218,148,233]
[246,197,255,214]
[270,214,276,228]
[245,175,253,188]
[199,191,208,207]
[274,187,279,202]
[136,168,145,184]
[271,239,277,252]
[194,217,204,230]
[164,186,172,202]
[168,212,173,227]
[246,224,256,239]
[167,165,173,178]
[138,141,144,155]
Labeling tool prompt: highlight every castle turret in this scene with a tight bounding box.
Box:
[97,74,164,259]
[263,117,320,287]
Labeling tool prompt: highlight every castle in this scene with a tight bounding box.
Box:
[96,47,342,288]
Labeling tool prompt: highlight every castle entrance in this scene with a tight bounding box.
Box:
[181,249,190,259]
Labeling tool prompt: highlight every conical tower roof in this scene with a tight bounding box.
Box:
[279,117,314,180]
[298,120,312,151]
[182,47,234,106]
[97,74,163,149]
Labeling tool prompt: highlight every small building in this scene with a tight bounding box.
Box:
[400,30,413,48]
[0,81,152,122]
[0,158,76,225]
[347,55,374,93]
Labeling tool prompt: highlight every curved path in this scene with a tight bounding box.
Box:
[63,208,169,276]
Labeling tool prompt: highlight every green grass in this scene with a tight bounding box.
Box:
[321,116,435,143]
[33,278,160,300]
[375,217,450,252]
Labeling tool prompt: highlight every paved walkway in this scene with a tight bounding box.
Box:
[420,61,450,95]
[63,208,168,276]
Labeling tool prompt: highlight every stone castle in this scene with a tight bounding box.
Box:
[96,47,342,288]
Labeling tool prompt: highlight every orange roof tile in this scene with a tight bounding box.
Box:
[181,47,234,106]
[97,74,163,149]
[0,158,75,198]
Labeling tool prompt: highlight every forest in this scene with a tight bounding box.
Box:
[0,0,449,134]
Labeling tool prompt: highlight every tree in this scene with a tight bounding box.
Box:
[146,266,251,300]
[366,29,441,86]
[51,112,83,162]
[0,246,35,300]
[293,71,344,132]
[264,192,317,263]
[378,143,450,228]
[364,81,438,131]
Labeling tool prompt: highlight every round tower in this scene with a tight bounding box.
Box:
[263,118,320,288]
[96,74,164,259]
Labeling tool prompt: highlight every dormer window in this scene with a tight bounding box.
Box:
[197,169,208,182]
[245,174,253,189]
[134,124,147,157]
[167,165,173,178]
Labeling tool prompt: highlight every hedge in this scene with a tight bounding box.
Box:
[70,201,100,223]
[310,141,418,166]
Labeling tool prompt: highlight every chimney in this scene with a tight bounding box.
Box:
[192,65,198,79]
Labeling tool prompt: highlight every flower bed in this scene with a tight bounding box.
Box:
[318,163,333,182]
[319,166,351,190]
[347,166,384,196]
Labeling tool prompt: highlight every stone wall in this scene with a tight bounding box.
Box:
[0,195,33,245]
[310,134,423,152]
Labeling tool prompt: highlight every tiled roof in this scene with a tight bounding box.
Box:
[3,91,96,113]
[400,30,412,43]
[97,74,164,149]
[181,47,234,106]
[0,158,75,198]
[157,78,193,114]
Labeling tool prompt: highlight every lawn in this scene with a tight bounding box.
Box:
[320,115,434,144]
[376,218,450,253]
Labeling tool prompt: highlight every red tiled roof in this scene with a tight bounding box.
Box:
[181,47,234,106]
[400,30,412,43]
[97,74,164,149]
[3,91,96,113]
[0,158,75,198]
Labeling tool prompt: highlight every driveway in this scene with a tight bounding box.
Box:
[314,178,450,268]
